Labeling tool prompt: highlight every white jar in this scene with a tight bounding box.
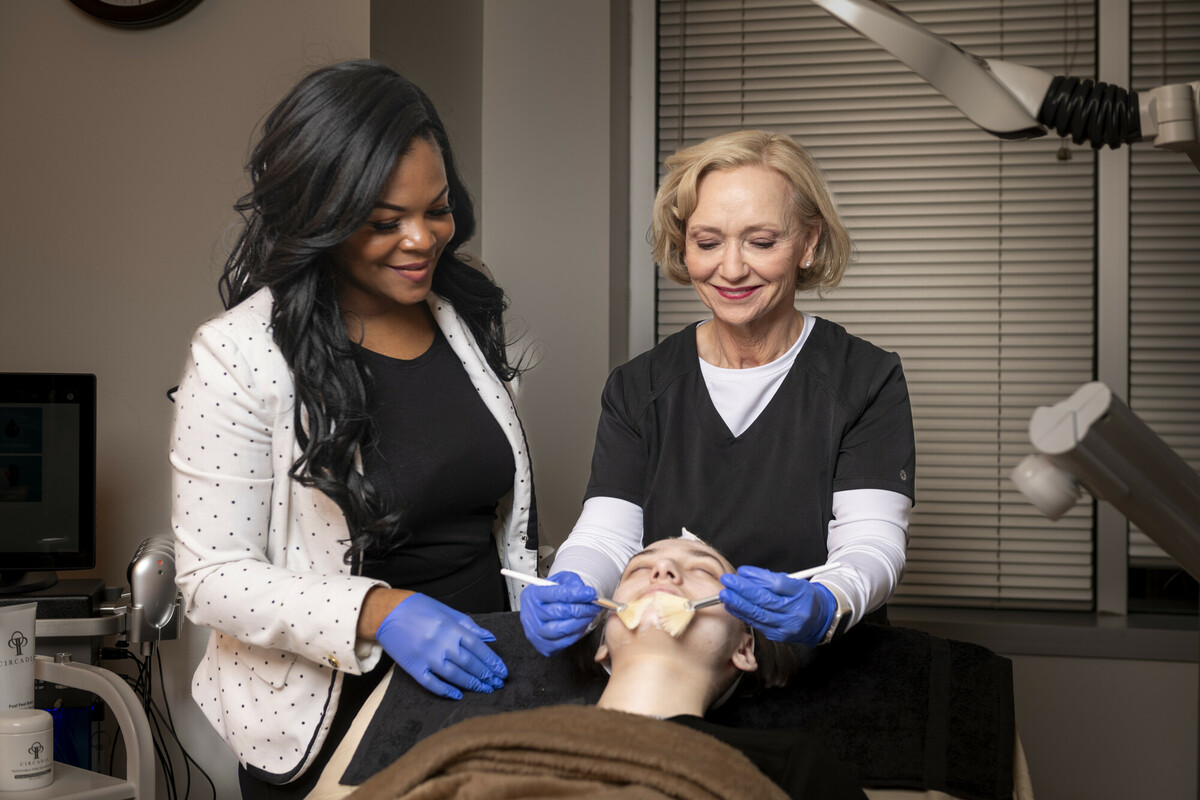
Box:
[0,709,53,791]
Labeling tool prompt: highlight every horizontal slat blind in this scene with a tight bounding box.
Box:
[657,0,1097,608]
[1128,0,1200,565]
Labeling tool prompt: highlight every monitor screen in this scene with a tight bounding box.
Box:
[0,373,96,592]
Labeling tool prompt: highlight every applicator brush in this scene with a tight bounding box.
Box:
[501,569,645,630]
[653,561,842,638]
[503,562,841,638]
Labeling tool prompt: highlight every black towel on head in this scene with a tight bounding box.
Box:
[708,622,1014,800]
[341,613,1013,800]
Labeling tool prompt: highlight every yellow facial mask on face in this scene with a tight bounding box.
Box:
[616,592,695,637]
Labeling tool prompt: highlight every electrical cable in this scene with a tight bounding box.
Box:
[155,647,177,729]
[148,708,178,800]
[115,649,178,800]
[154,648,215,799]
[147,702,178,800]
[98,642,216,799]
[149,703,185,800]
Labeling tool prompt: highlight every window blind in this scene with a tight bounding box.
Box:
[657,0,1097,608]
[1128,0,1200,566]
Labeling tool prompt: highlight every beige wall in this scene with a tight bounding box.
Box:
[371,0,485,252]
[1011,654,1197,799]
[479,0,614,549]
[375,0,613,551]
[1,1,370,795]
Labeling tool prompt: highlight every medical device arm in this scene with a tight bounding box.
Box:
[810,0,1200,170]
[1011,382,1200,581]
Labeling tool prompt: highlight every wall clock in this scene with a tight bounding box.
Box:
[68,0,204,28]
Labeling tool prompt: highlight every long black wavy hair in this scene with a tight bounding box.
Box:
[218,60,522,564]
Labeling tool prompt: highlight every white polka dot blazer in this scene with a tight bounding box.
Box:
[170,287,538,781]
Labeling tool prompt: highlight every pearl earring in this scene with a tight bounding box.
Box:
[804,260,812,267]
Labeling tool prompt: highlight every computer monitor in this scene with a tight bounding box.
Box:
[0,373,97,593]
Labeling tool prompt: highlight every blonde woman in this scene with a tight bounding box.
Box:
[523,130,914,657]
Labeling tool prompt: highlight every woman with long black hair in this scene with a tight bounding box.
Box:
[170,60,538,797]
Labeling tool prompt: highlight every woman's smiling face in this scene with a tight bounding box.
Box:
[334,135,455,318]
[683,164,818,333]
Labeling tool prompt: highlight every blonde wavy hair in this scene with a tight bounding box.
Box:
[651,130,852,293]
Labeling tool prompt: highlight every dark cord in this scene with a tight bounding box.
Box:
[155,648,216,799]
[99,645,216,799]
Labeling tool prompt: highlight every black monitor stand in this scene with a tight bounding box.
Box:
[0,570,58,594]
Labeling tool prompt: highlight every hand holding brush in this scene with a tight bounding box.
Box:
[718,564,842,647]
[511,570,607,656]
[505,569,649,632]
[506,562,839,639]
[651,561,841,637]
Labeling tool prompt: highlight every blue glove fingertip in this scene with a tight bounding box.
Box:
[736,564,779,584]
[720,573,755,597]
[377,594,506,700]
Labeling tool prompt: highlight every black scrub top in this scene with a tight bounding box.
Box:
[585,317,915,572]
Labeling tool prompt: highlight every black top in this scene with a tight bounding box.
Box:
[585,318,915,572]
[239,328,516,800]
[669,715,869,799]
[356,325,514,612]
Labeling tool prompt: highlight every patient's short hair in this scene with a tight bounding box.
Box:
[747,630,803,690]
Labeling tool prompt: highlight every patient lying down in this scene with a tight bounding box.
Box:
[346,538,867,800]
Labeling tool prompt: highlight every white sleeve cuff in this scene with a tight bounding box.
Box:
[815,489,911,629]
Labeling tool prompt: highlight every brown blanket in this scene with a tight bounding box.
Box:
[347,705,789,800]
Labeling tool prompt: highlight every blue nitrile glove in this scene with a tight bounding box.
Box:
[518,571,599,657]
[375,593,508,700]
[719,565,838,647]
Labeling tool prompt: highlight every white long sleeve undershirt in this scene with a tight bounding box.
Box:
[550,489,909,628]
[551,314,911,629]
